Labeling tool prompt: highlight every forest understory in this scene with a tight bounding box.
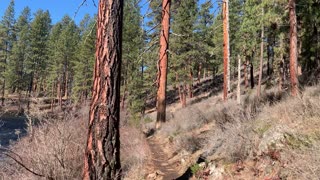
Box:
[0,0,320,179]
[1,72,320,179]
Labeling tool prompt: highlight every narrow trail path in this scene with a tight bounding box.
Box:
[147,136,180,180]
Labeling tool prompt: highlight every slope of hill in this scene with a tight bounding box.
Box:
[144,85,320,179]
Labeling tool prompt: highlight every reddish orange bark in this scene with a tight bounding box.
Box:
[289,0,299,96]
[222,0,230,101]
[156,0,171,128]
[83,0,123,179]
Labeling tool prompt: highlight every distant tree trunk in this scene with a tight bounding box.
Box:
[64,67,68,99]
[188,70,193,98]
[257,13,264,98]
[176,72,182,102]
[156,0,171,129]
[1,80,4,106]
[250,62,254,89]
[278,34,285,91]
[279,60,284,91]
[57,81,62,108]
[289,0,299,96]
[180,83,187,107]
[223,0,230,101]
[198,63,202,83]
[27,73,34,111]
[83,0,123,179]
[203,68,206,79]
[267,43,271,76]
[237,55,241,104]
[244,58,249,89]
[51,83,55,112]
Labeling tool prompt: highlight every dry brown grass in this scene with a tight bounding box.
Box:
[156,85,320,179]
[0,107,88,180]
[0,106,149,179]
[121,126,151,179]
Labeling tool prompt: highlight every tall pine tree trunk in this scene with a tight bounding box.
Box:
[156,0,171,129]
[223,0,230,101]
[237,55,241,104]
[257,12,264,98]
[289,0,299,96]
[83,0,123,179]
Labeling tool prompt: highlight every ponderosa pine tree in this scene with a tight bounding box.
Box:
[6,7,31,96]
[211,9,223,80]
[83,0,123,179]
[289,0,299,96]
[47,22,63,108]
[28,10,51,96]
[170,0,198,107]
[298,0,320,72]
[257,7,264,98]
[57,16,79,100]
[72,14,95,103]
[156,0,171,128]
[222,0,230,101]
[196,0,214,82]
[122,0,145,116]
[0,0,15,105]
[144,0,161,110]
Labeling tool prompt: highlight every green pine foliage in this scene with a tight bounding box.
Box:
[72,15,96,102]
[170,0,199,87]
[122,0,145,115]
[0,0,318,115]
[27,10,51,94]
[0,0,15,96]
[6,7,31,92]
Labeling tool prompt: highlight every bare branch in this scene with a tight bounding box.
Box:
[1,151,47,178]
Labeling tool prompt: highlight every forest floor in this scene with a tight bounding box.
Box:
[146,136,180,180]
[1,68,320,180]
[142,77,320,180]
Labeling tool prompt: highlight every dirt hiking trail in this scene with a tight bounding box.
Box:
[146,136,182,180]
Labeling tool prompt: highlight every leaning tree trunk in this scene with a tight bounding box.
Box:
[289,0,299,96]
[83,0,123,179]
[156,0,171,129]
[223,0,230,101]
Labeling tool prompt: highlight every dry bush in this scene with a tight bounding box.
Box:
[121,126,150,179]
[159,106,209,137]
[255,85,320,179]
[0,107,88,180]
[202,85,320,178]
[0,105,149,180]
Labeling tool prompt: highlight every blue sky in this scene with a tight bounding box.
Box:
[0,0,99,24]
[0,0,216,25]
